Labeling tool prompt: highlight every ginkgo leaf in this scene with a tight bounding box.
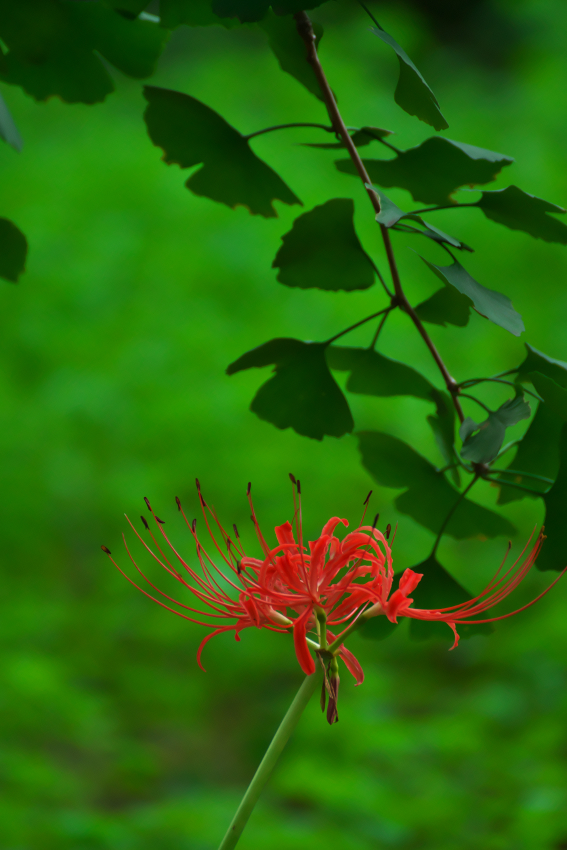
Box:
[259,12,323,100]
[358,431,515,539]
[303,126,393,149]
[459,396,531,464]
[497,403,562,505]
[327,346,434,399]
[537,424,567,571]
[338,137,512,205]
[0,217,27,282]
[428,389,460,487]
[160,0,237,27]
[144,86,301,217]
[473,186,567,244]
[212,0,329,23]
[370,27,448,131]
[273,200,375,291]
[418,255,524,336]
[415,283,471,328]
[227,338,353,440]
[371,188,469,249]
[516,343,567,386]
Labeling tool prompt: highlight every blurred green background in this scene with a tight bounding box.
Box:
[1,1,567,847]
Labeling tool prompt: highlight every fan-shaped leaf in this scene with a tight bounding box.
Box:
[0,217,27,283]
[273,199,375,291]
[370,27,447,131]
[516,343,567,387]
[259,12,323,99]
[460,396,531,464]
[326,346,434,399]
[144,86,301,217]
[474,186,567,244]
[537,423,567,571]
[338,137,512,205]
[415,283,471,328]
[358,431,515,539]
[497,403,562,505]
[227,338,353,440]
[428,389,460,486]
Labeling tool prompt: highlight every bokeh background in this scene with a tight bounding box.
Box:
[1,0,567,847]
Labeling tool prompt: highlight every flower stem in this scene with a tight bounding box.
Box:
[217,669,322,850]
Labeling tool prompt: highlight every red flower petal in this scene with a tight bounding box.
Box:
[293,606,315,675]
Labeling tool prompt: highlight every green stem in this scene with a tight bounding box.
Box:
[489,468,554,484]
[459,377,542,401]
[218,670,322,850]
[459,393,493,414]
[325,307,390,345]
[484,475,547,496]
[409,203,478,214]
[244,122,334,140]
[432,475,478,555]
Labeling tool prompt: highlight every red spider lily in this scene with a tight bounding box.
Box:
[102,480,565,686]
[363,528,566,649]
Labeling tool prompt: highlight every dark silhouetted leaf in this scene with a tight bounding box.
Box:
[0,92,22,151]
[0,217,27,282]
[497,403,562,505]
[474,186,567,244]
[415,282,471,328]
[160,0,237,27]
[143,86,301,217]
[428,389,460,486]
[212,0,329,23]
[359,614,398,641]
[409,554,493,641]
[460,396,531,464]
[326,346,434,399]
[516,343,567,387]
[338,136,512,205]
[529,373,567,421]
[259,12,323,99]
[358,431,515,539]
[370,27,448,131]
[304,126,393,150]
[418,255,524,336]
[537,423,567,571]
[273,200,374,291]
[227,338,353,440]
[107,0,149,15]
[0,1,168,104]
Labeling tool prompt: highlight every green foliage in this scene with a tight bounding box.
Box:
[415,281,472,328]
[516,343,567,386]
[0,218,27,283]
[327,346,434,399]
[370,27,448,131]
[143,86,301,216]
[227,338,353,439]
[339,137,512,205]
[0,92,22,152]
[273,199,375,291]
[529,372,567,421]
[418,256,525,336]
[212,0,330,23]
[427,390,460,487]
[474,186,567,243]
[259,12,323,99]
[460,396,531,464]
[373,189,468,249]
[304,126,393,149]
[159,0,237,28]
[537,424,567,571]
[497,403,562,504]
[0,1,168,104]
[357,431,515,539]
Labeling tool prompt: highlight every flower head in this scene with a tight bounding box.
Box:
[102,479,564,691]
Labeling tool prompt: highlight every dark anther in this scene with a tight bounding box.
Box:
[195,478,201,491]
[144,497,151,510]
[247,481,252,495]
[226,537,232,550]
[250,514,256,524]
[297,479,301,494]
[385,523,392,539]
[175,496,182,510]
[141,515,149,530]
[363,490,373,505]
[233,523,240,539]
[101,545,111,555]
[156,516,165,524]
[200,494,207,507]
[289,473,296,485]
[236,561,242,575]
[191,519,197,532]
[372,513,379,529]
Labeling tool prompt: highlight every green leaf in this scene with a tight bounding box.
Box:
[359,614,398,641]
[0,92,22,151]
[212,0,329,23]
[418,256,525,337]
[357,431,515,539]
[473,186,567,244]
[529,373,567,421]
[303,126,393,150]
[143,86,301,217]
[427,389,460,487]
[537,423,567,571]
[516,343,567,388]
[0,217,27,282]
[408,554,493,641]
[497,403,562,505]
[415,282,471,328]
[338,136,512,205]
[160,0,237,28]
[259,12,323,100]
[273,199,375,291]
[227,339,353,440]
[460,396,531,464]
[0,1,168,104]
[370,27,448,131]
[107,0,150,15]
[326,346,434,400]
[370,188,470,250]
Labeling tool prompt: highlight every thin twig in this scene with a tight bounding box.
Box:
[244,122,334,140]
[488,468,554,484]
[370,309,392,349]
[410,203,478,215]
[459,393,493,415]
[326,307,390,345]
[432,475,478,556]
[487,476,547,496]
[459,377,543,401]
